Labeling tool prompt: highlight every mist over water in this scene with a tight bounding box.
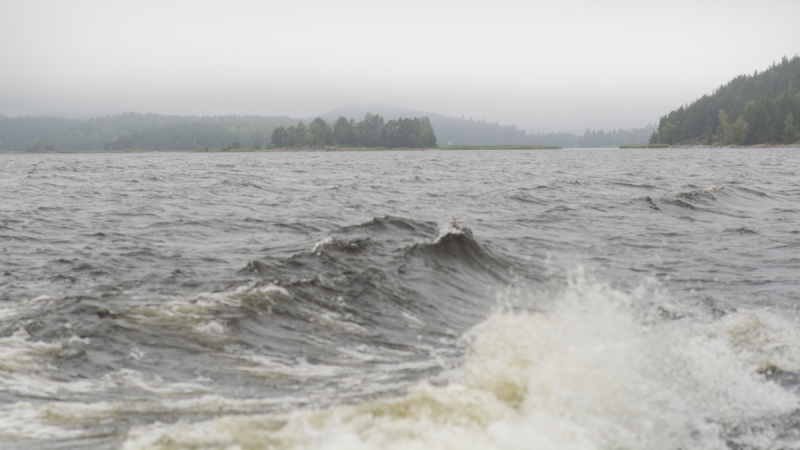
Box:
[3,1,800,132]
[1,148,799,449]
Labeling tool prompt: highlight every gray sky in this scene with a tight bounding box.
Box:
[1,0,798,133]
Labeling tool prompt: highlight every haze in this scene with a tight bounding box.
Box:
[1,0,798,133]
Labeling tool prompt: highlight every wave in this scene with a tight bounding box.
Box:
[341,216,436,236]
[658,184,787,210]
[644,184,787,218]
[725,227,758,235]
[123,285,292,340]
[243,216,510,316]
[676,184,726,203]
[122,274,800,450]
[610,181,658,190]
[653,185,726,211]
[312,237,373,255]
[404,218,507,277]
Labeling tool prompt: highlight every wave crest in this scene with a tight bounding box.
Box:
[123,275,800,449]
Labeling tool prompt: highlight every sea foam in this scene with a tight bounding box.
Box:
[123,274,800,449]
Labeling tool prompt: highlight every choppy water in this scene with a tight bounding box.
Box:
[1,148,799,449]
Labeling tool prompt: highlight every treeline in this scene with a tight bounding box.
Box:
[423,115,534,146]
[526,125,655,148]
[1,113,297,152]
[316,107,534,147]
[318,107,651,148]
[270,114,436,148]
[0,115,81,151]
[104,122,275,151]
[2,108,653,152]
[651,54,800,146]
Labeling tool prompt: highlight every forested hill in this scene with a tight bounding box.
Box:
[531,126,655,148]
[319,106,654,148]
[651,55,800,146]
[0,113,298,152]
[318,106,534,146]
[2,109,653,152]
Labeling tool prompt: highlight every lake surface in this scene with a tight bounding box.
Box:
[1,148,799,449]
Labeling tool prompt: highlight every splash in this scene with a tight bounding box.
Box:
[123,275,800,449]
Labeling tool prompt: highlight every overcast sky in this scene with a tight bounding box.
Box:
[1,0,798,133]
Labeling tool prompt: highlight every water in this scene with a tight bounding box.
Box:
[1,148,799,449]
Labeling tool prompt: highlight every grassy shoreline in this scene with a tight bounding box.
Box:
[439,145,561,150]
[0,149,196,154]
[618,144,670,149]
[198,146,433,152]
[7,142,798,154]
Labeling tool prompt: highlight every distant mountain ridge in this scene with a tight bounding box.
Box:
[651,55,800,146]
[0,113,298,152]
[316,106,534,146]
[318,106,653,148]
[1,108,653,152]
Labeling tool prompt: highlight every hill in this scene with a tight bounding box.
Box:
[651,55,800,146]
[316,106,536,146]
[0,113,298,152]
[318,106,653,148]
[1,108,654,152]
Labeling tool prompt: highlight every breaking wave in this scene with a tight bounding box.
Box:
[123,273,800,450]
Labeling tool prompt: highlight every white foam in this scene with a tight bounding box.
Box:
[100,369,211,396]
[123,285,291,339]
[312,310,370,336]
[0,294,57,321]
[235,353,347,379]
[122,274,800,450]
[313,236,336,253]
[0,393,297,441]
[401,311,425,327]
[0,328,93,397]
[0,402,86,440]
[434,216,464,243]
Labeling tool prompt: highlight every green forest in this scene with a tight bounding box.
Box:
[270,114,436,149]
[651,55,800,146]
[532,126,655,148]
[318,106,653,148]
[0,113,298,152]
[1,108,653,153]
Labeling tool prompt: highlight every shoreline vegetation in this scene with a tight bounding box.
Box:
[2,143,797,155]
[4,53,798,154]
[1,111,654,153]
[438,145,560,150]
[650,54,800,147]
[194,146,436,152]
[667,142,800,149]
[620,142,799,149]
[619,144,670,149]
[268,114,437,150]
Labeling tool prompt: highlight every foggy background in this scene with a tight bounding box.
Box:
[1,0,798,133]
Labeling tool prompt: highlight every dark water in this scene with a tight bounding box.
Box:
[1,148,799,449]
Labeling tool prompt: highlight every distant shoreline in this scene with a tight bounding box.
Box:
[195,146,434,152]
[438,145,561,150]
[618,144,670,149]
[668,142,800,149]
[5,143,797,155]
[619,142,800,149]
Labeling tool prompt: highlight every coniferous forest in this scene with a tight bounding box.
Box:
[1,110,651,152]
[0,113,436,152]
[0,113,299,152]
[651,55,800,146]
[269,114,436,149]
[5,58,799,152]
